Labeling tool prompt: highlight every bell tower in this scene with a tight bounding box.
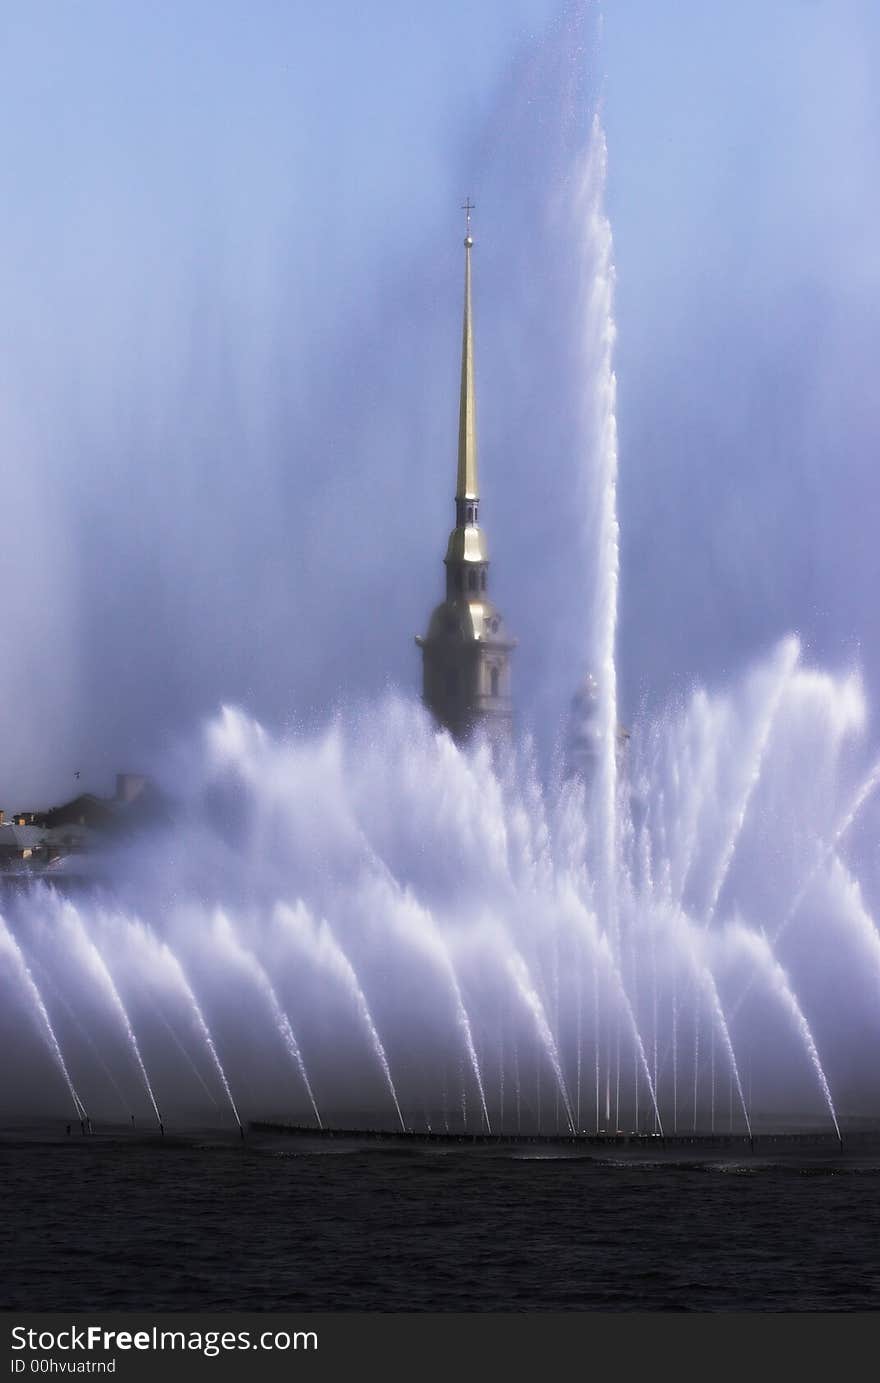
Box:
[416,207,515,741]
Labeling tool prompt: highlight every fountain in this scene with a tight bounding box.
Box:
[0,111,877,1149]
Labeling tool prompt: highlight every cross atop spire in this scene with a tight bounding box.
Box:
[461,197,475,244]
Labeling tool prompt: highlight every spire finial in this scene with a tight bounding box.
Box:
[461,197,475,247]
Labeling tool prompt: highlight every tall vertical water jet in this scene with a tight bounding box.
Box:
[567,108,624,1125]
[575,113,621,951]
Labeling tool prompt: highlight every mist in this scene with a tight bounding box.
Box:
[1,0,878,816]
[2,2,880,1133]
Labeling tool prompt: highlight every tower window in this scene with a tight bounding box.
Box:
[481,569,487,591]
[468,569,477,592]
[456,569,464,591]
[490,666,500,697]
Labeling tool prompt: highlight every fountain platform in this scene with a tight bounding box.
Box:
[248,1120,877,1154]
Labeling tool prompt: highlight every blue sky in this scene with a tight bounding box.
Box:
[1,1,878,801]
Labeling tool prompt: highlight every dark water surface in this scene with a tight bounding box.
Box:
[2,1130,879,1311]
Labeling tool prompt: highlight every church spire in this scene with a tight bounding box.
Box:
[415,206,515,744]
[457,200,478,504]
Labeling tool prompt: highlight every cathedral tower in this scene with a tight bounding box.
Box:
[416,212,515,741]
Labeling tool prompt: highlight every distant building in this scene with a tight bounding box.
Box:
[38,793,116,832]
[0,771,167,873]
[416,216,516,741]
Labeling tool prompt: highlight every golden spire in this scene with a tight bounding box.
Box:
[456,199,478,502]
[417,204,514,744]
